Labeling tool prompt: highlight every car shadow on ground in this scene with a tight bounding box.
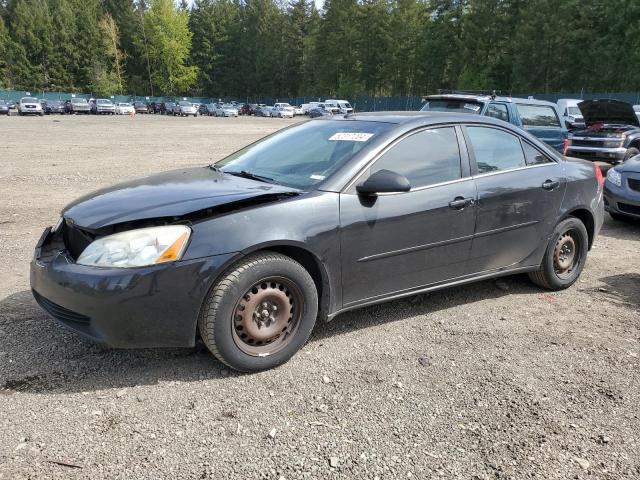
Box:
[597,273,640,307]
[0,275,541,395]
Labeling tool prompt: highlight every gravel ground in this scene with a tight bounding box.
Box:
[0,114,639,479]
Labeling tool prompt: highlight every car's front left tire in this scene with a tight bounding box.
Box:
[199,251,318,372]
[528,217,589,290]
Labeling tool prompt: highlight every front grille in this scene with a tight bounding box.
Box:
[617,202,640,216]
[33,290,90,325]
[570,139,604,147]
[627,178,640,192]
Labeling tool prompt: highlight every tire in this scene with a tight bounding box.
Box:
[528,217,589,290]
[623,147,640,161]
[198,251,318,372]
[610,212,632,222]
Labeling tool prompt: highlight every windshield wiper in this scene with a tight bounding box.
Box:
[208,164,221,172]
[224,170,275,184]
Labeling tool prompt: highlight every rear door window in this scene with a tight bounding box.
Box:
[522,141,553,165]
[486,103,509,122]
[516,104,561,127]
[466,126,526,174]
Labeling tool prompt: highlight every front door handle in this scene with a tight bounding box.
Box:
[449,197,474,210]
[542,179,560,191]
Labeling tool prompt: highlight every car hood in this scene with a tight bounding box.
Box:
[617,155,640,172]
[578,99,640,127]
[62,167,301,230]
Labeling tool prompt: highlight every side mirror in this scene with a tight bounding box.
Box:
[356,169,411,196]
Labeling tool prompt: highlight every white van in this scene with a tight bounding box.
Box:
[557,99,585,130]
[324,99,353,114]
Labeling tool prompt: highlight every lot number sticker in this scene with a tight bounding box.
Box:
[329,132,374,142]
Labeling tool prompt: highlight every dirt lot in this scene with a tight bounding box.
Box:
[0,114,639,479]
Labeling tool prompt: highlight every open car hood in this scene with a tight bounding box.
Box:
[578,99,640,127]
[62,167,301,230]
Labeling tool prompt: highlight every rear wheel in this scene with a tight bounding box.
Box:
[199,252,318,372]
[528,217,589,290]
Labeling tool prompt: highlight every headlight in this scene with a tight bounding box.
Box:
[77,225,190,268]
[606,168,622,187]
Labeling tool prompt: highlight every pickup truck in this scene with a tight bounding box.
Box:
[566,99,640,164]
[420,93,568,154]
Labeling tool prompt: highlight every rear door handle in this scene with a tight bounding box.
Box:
[449,197,474,210]
[542,180,560,191]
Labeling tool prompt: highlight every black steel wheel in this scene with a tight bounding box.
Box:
[198,251,318,372]
[528,217,589,290]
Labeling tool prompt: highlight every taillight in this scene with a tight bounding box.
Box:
[562,138,570,155]
[594,163,604,187]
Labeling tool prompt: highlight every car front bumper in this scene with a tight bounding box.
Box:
[566,146,627,163]
[30,227,237,348]
[604,180,640,218]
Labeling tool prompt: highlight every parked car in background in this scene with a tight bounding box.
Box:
[215,103,239,117]
[272,104,295,118]
[240,104,253,115]
[604,155,640,220]
[566,100,640,163]
[31,113,604,372]
[134,101,149,114]
[115,102,135,115]
[160,102,176,115]
[308,104,333,118]
[18,97,44,116]
[0,99,9,115]
[255,105,273,117]
[65,97,91,114]
[149,102,162,114]
[324,99,353,114]
[634,105,640,122]
[557,99,585,130]
[174,101,198,117]
[294,105,304,115]
[301,102,321,114]
[199,103,216,116]
[44,100,66,114]
[93,99,116,115]
[420,93,568,153]
[6,100,17,113]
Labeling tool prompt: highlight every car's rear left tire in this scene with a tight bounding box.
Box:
[198,251,318,372]
[528,217,589,290]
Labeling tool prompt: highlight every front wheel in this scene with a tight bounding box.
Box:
[199,251,318,372]
[528,217,589,290]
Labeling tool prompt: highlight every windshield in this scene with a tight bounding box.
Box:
[97,99,111,104]
[216,120,391,188]
[22,97,39,103]
[179,101,191,106]
[72,98,87,104]
[421,99,483,114]
[119,103,131,107]
[568,106,582,116]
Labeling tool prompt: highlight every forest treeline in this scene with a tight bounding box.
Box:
[0,0,639,98]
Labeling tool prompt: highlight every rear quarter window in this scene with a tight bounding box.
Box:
[517,104,561,127]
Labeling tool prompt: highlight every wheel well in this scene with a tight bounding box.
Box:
[261,245,330,320]
[567,208,595,249]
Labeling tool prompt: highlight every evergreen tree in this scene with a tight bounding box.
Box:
[144,0,197,95]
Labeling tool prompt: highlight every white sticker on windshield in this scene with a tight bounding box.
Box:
[463,103,481,112]
[329,132,374,142]
[310,174,326,180]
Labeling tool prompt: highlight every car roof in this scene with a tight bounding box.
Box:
[426,94,558,107]
[328,111,511,126]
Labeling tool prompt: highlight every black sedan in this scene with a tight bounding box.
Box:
[44,100,66,114]
[604,155,640,220]
[0,99,9,115]
[31,113,604,372]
